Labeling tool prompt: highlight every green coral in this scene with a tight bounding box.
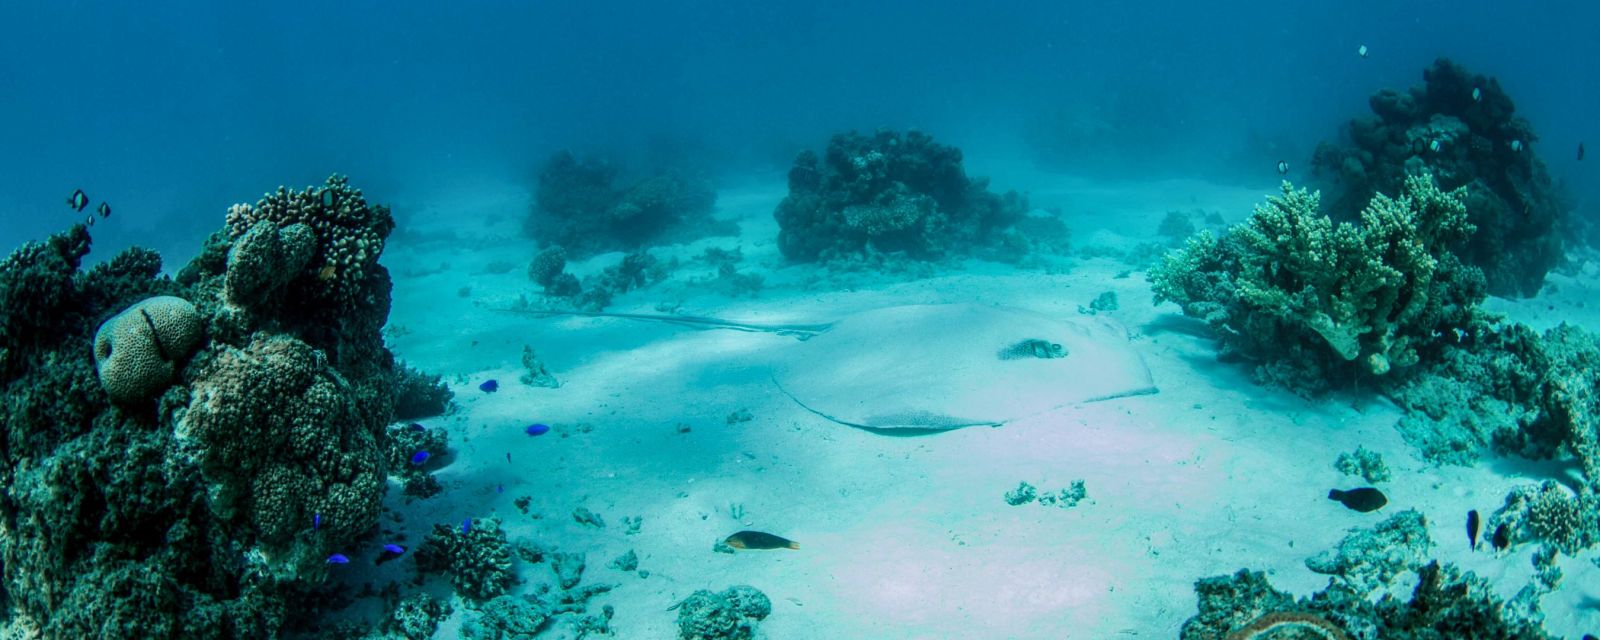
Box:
[223,220,315,306]
[92,295,203,403]
[1151,175,1483,391]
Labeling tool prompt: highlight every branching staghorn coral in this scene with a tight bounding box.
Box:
[1151,175,1483,393]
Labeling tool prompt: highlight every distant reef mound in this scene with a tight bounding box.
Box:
[1311,57,1568,297]
[773,128,1050,265]
[525,150,727,257]
[0,174,448,637]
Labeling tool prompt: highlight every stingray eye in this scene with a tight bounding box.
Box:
[1051,343,1064,356]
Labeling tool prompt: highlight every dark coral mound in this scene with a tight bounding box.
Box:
[1312,58,1567,297]
[0,175,424,637]
[773,129,1030,263]
[527,150,722,256]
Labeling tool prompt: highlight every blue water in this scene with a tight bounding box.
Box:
[3,2,1595,260]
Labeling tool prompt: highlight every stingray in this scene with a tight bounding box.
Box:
[505,303,1157,431]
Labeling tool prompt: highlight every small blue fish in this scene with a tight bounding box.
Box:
[479,379,499,393]
[409,423,426,431]
[410,450,430,465]
[314,513,322,530]
[496,484,504,494]
[525,423,551,436]
[327,554,350,564]
[382,544,406,555]
[462,518,472,534]
[505,452,512,463]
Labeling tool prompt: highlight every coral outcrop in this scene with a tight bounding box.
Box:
[93,295,203,403]
[1151,175,1483,393]
[0,174,429,637]
[1180,562,1548,640]
[527,150,722,256]
[773,129,1031,263]
[675,585,772,640]
[414,518,516,601]
[1312,58,1567,297]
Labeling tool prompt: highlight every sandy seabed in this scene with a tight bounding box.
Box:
[352,171,1600,639]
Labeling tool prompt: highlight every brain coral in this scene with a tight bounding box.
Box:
[92,295,202,403]
[223,174,394,311]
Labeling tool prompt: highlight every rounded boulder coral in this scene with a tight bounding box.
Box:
[92,296,202,403]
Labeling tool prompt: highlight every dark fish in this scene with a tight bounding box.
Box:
[1276,160,1289,175]
[1492,522,1510,551]
[67,189,89,212]
[96,202,110,219]
[1467,510,1480,551]
[505,452,512,463]
[410,423,427,431]
[723,530,800,551]
[1327,487,1387,513]
[1580,142,1586,161]
[479,379,499,393]
[326,553,350,564]
[525,423,550,436]
[410,450,430,465]
[321,189,336,208]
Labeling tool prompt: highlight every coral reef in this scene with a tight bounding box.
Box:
[1180,562,1549,640]
[527,150,722,256]
[222,174,395,315]
[393,362,454,420]
[0,175,427,637]
[414,518,516,601]
[773,129,1030,263]
[462,595,548,640]
[1312,58,1567,297]
[385,593,453,640]
[1151,175,1483,393]
[92,295,203,402]
[1304,510,1432,595]
[675,585,771,640]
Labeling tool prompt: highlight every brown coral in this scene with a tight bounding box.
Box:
[223,174,393,311]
